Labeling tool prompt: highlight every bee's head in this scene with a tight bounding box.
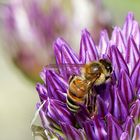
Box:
[82,59,112,86]
[99,59,112,80]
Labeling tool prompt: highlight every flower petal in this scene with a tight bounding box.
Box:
[132,124,140,140]
[46,99,75,126]
[119,69,134,104]
[130,99,140,123]
[122,12,134,42]
[79,29,98,63]
[131,58,140,92]
[112,86,128,123]
[83,120,96,140]
[111,27,126,58]
[109,45,129,79]
[44,70,67,101]
[83,118,107,140]
[98,30,109,57]
[125,36,140,73]
[123,116,134,139]
[106,113,123,140]
[120,132,129,140]
[96,95,108,117]
[36,83,48,102]
[131,20,140,48]
[54,38,80,79]
[137,87,140,99]
[60,123,85,140]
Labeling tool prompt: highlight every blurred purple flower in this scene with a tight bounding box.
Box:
[1,0,113,82]
[2,0,72,81]
[32,12,140,139]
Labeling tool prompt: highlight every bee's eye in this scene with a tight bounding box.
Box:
[106,65,112,73]
[91,64,100,74]
[99,59,112,73]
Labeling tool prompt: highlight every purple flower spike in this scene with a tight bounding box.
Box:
[119,69,134,104]
[46,99,75,126]
[60,123,85,140]
[79,29,99,63]
[112,86,128,123]
[123,116,134,139]
[120,132,129,140]
[109,46,129,79]
[96,95,108,117]
[131,58,140,92]
[126,36,140,72]
[33,12,140,140]
[130,99,140,123]
[106,113,123,140]
[132,124,140,140]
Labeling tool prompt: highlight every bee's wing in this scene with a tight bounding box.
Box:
[45,63,85,71]
[45,64,85,78]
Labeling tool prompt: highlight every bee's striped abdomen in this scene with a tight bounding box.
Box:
[66,76,88,112]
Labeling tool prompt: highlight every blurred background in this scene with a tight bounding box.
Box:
[0,0,140,139]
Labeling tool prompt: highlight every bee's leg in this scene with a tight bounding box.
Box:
[85,91,93,114]
[93,95,97,113]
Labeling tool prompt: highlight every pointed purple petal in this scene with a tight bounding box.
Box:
[98,30,109,57]
[120,132,129,140]
[131,20,140,48]
[54,38,80,78]
[131,58,140,92]
[75,106,90,127]
[123,116,134,139]
[112,86,128,123]
[46,99,75,126]
[109,45,129,79]
[83,120,96,140]
[122,12,134,42]
[45,70,67,101]
[36,102,50,129]
[130,99,140,123]
[119,69,134,104]
[106,113,123,140]
[125,36,140,73]
[36,103,65,139]
[83,118,107,140]
[132,124,140,140]
[111,27,126,58]
[96,95,108,117]
[60,123,85,140]
[137,87,140,99]
[93,117,107,140]
[36,83,48,101]
[79,29,98,63]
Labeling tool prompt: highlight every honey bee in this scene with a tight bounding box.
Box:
[66,59,112,113]
[46,59,112,113]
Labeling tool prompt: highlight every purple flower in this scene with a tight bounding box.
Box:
[2,0,71,81]
[33,12,140,139]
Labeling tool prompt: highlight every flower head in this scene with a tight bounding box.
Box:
[33,12,140,139]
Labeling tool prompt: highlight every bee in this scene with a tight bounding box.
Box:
[66,59,112,113]
[46,59,112,113]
